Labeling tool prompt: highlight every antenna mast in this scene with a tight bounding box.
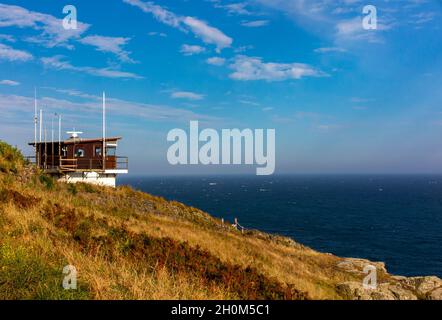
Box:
[34,88,38,165]
[34,88,37,145]
[102,92,106,171]
[39,109,43,167]
[58,114,61,167]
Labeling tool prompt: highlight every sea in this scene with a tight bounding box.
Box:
[119,175,442,278]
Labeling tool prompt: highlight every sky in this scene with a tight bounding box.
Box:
[0,0,442,175]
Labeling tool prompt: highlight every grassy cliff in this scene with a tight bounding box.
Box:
[0,141,440,300]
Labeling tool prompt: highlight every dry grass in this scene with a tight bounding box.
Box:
[0,140,365,300]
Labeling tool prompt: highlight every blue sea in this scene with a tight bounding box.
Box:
[119,175,442,278]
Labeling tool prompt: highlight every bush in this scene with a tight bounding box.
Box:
[0,141,25,174]
[39,174,55,190]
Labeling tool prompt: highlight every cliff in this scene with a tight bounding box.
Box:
[0,140,441,300]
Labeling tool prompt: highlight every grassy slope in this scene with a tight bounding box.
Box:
[0,141,380,300]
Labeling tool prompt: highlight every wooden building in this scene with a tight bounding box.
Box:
[29,135,128,187]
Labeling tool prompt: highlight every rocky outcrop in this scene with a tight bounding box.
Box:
[336,258,442,300]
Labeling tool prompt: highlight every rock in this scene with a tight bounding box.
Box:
[392,276,442,299]
[337,259,442,300]
[414,276,442,296]
[336,282,375,300]
[337,258,387,274]
[385,284,418,300]
[336,281,418,300]
[429,287,442,300]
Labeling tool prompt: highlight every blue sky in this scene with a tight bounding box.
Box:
[0,0,442,175]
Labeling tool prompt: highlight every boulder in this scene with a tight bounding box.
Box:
[336,281,418,300]
[337,258,387,274]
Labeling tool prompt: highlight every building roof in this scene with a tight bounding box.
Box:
[29,137,122,146]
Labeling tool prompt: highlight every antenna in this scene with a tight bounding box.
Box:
[34,88,37,147]
[51,115,54,169]
[39,109,43,143]
[102,91,106,171]
[39,109,43,167]
[34,88,38,166]
[58,114,61,143]
[58,114,62,165]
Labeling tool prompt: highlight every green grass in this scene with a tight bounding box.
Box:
[0,243,90,300]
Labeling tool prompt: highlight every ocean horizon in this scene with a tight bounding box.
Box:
[119,174,442,278]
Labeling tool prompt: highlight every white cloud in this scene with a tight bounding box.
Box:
[336,17,363,36]
[239,99,260,106]
[0,43,33,61]
[207,57,226,66]
[79,35,136,63]
[213,2,253,15]
[171,91,205,100]
[182,17,233,51]
[42,87,101,100]
[180,44,206,56]
[41,56,141,79]
[123,0,183,29]
[148,31,167,37]
[0,34,15,42]
[0,80,20,86]
[314,47,347,53]
[0,3,89,49]
[123,0,233,51]
[241,20,269,27]
[0,92,216,125]
[229,55,327,81]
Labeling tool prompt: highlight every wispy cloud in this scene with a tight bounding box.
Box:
[0,3,89,49]
[171,91,205,101]
[241,20,269,27]
[148,31,167,37]
[0,79,20,86]
[182,16,232,52]
[0,91,216,125]
[79,35,136,63]
[180,44,206,56]
[213,2,253,15]
[229,55,327,81]
[0,34,15,42]
[207,56,226,66]
[0,43,33,61]
[314,47,347,53]
[41,56,141,79]
[123,0,233,51]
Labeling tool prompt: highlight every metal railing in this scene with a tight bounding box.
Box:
[115,156,129,170]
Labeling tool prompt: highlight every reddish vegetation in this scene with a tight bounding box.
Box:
[0,189,40,210]
[42,202,308,300]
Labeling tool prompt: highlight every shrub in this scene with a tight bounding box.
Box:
[0,141,25,174]
[39,174,55,190]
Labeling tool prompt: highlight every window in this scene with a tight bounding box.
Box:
[95,146,102,156]
[75,147,85,158]
[106,147,116,157]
